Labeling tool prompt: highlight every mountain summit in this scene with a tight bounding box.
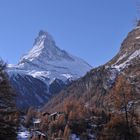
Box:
[20,30,72,62]
[18,30,91,78]
[7,30,92,109]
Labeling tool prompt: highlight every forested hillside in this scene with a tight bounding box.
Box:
[0,60,19,140]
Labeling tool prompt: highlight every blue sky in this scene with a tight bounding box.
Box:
[0,0,138,67]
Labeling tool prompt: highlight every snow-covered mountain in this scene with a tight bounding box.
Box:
[7,30,92,109]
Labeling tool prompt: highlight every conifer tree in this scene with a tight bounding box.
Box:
[99,75,140,140]
[0,59,18,140]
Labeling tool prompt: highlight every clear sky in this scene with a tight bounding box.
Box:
[0,0,138,67]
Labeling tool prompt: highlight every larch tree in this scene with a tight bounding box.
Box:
[100,75,140,140]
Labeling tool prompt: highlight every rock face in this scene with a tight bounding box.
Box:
[7,30,92,109]
[44,24,140,113]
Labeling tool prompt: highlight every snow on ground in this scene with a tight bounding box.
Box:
[112,49,140,71]
[33,118,41,124]
[17,131,30,140]
[135,26,140,29]
[136,36,140,39]
[61,73,73,79]
[114,53,127,64]
[70,134,80,140]
[88,133,96,139]
[17,125,30,140]
[28,70,50,78]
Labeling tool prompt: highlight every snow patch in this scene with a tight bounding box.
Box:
[17,131,30,139]
[112,49,140,71]
[115,53,127,64]
[136,36,140,39]
[70,134,80,140]
[135,26,140,29]
[28,70,50,78]
[33,118,41,124]
[17,125,30,140]
[61,73,73,79]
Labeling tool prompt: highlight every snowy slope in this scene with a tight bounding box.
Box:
[111,49,140,71]
[106,25,140,71]
[8,30,91,81]
[7,30,92,109]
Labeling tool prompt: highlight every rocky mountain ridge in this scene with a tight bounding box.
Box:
[7,30,92,109]
[44,23,140,113]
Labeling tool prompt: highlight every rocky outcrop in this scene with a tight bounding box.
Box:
[44,23,140,113]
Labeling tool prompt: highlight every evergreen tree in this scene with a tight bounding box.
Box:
[0,59,18,140]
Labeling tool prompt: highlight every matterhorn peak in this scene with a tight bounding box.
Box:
[36,30,54,42]
[6,29,92,109]
[33,30,55,48]
[38,30,53,39]
[17,30,92,75]
[19,30,61,63]
[38,30,48,36]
